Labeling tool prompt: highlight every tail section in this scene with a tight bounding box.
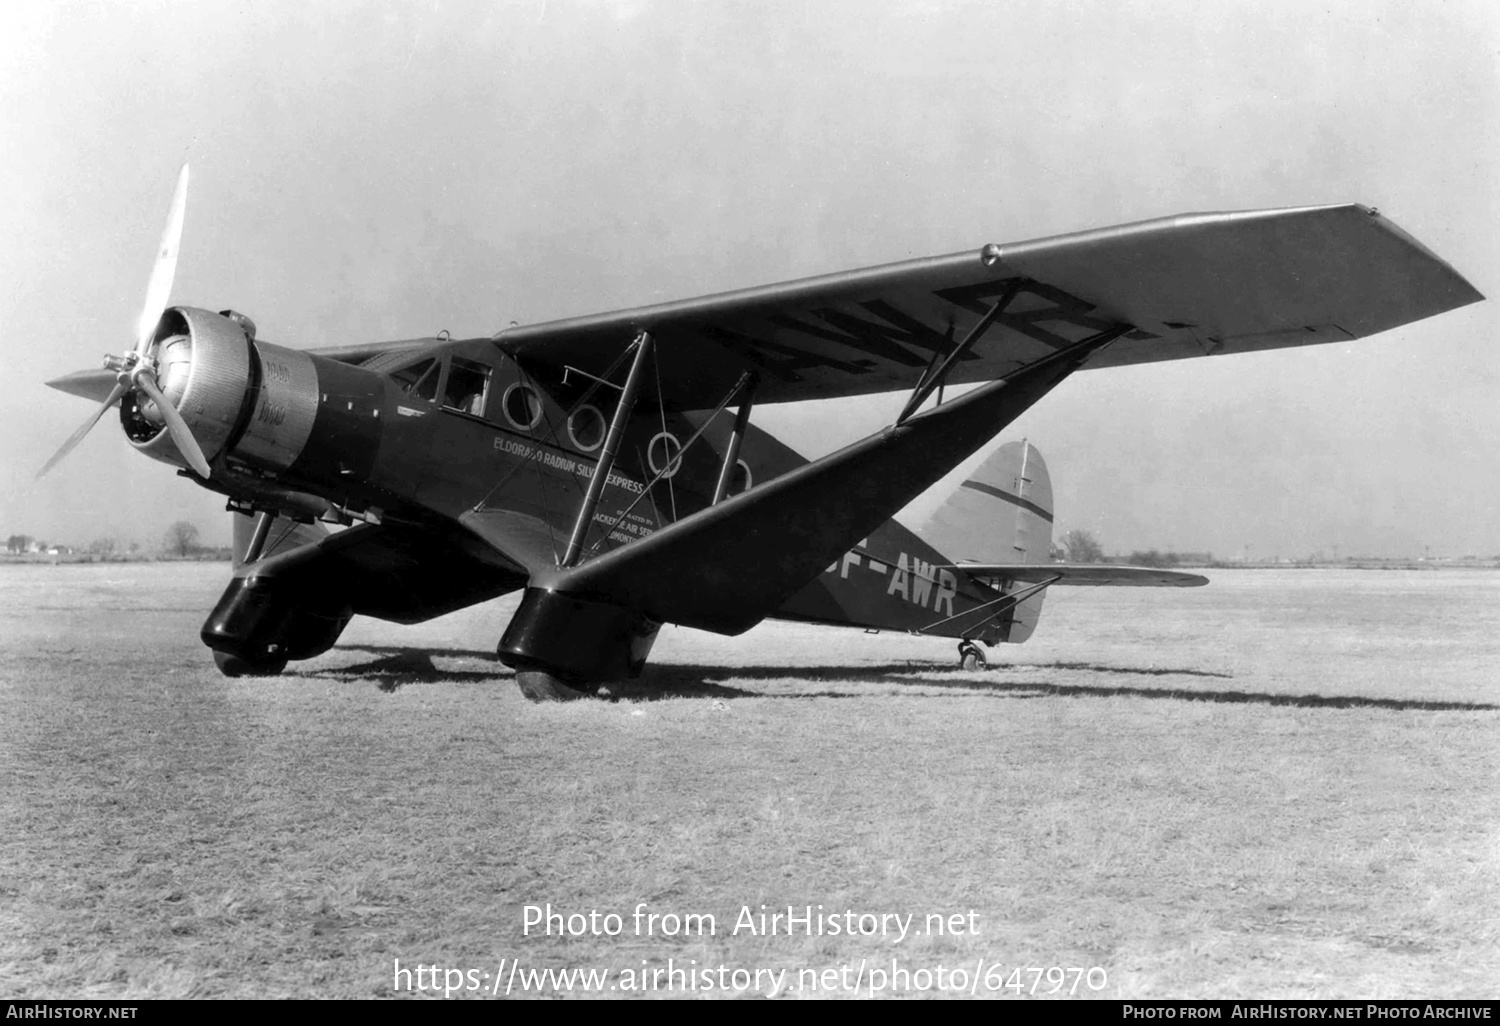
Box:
[777,437,1202,649]
[921,439,1053,642]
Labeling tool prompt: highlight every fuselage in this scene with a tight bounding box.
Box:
[146,314,1007,643]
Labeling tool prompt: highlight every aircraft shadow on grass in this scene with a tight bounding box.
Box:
[312,645,505,691]
[322,645,1497,712]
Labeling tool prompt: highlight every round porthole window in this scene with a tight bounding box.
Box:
[647,432,682,479]
[729,459,752,495]
[502,383,543,430]
[568,404,606,452]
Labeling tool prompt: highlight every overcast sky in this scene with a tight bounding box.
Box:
[3,0,1496,559]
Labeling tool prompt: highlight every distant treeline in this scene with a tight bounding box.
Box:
[1120,550,1214,568]
[4,521,226,560]
[0,549,232,564]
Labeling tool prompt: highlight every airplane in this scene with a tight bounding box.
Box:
[40,165,1483,699]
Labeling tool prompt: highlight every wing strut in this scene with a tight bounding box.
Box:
[895,278,1024,425]
[526,323,1130,637]
[560,332,654,568]
[242,511,275,564]
[711,377,758,505]
[588,371,754,556]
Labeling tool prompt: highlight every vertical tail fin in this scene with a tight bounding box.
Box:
[919,439,1054,642]
[921,439,1054,564]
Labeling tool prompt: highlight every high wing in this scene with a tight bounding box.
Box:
[952,563,1208,587]
[495,204,1481,407]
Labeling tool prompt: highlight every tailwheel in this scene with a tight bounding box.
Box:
[213,649,288,678]
[957,640,987,672]
[516,669,599,702]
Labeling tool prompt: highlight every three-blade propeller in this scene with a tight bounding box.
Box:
[38,164,211,480]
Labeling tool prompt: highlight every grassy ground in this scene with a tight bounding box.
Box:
[1,564,1495,999]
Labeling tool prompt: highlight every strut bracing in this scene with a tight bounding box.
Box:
[560,332,653,567]
[712,378,758,506]
[589,372,754,554]
[242,511,275,565]
[895,279,1024,425]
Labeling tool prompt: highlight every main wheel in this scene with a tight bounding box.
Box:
[516,669,597,702]
[213,649,289,678]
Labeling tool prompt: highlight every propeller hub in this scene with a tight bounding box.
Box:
[129,334,191,427]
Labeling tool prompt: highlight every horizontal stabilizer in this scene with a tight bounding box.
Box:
[953,562,1208,587]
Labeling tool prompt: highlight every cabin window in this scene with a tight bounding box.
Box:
[568,404,606,452]
[728,459,752,495]
[442,357,492,417]
[392,358,440,403]
[503,383,543,430]
[647,432,682,479]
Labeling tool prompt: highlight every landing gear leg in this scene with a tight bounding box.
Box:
[516,669,599,702]
[957,640,987,672]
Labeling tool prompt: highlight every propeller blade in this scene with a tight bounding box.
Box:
[135,163,190,356]
[35,381,129,480]
[134,369,210,478]
[45,367,122,404]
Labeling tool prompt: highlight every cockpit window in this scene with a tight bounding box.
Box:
[442,357,492,417]
[391,358,440,403]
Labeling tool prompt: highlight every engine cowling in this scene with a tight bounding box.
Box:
[122,306,255,468]
[121,305,381,507]
[39,170,383,519]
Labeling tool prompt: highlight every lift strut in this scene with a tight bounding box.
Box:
[711,377,758,505]
[588,371,754,556]
[242,510,274,564]
[560,332,654,568]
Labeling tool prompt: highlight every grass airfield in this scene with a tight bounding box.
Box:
[1,562,1495,999]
